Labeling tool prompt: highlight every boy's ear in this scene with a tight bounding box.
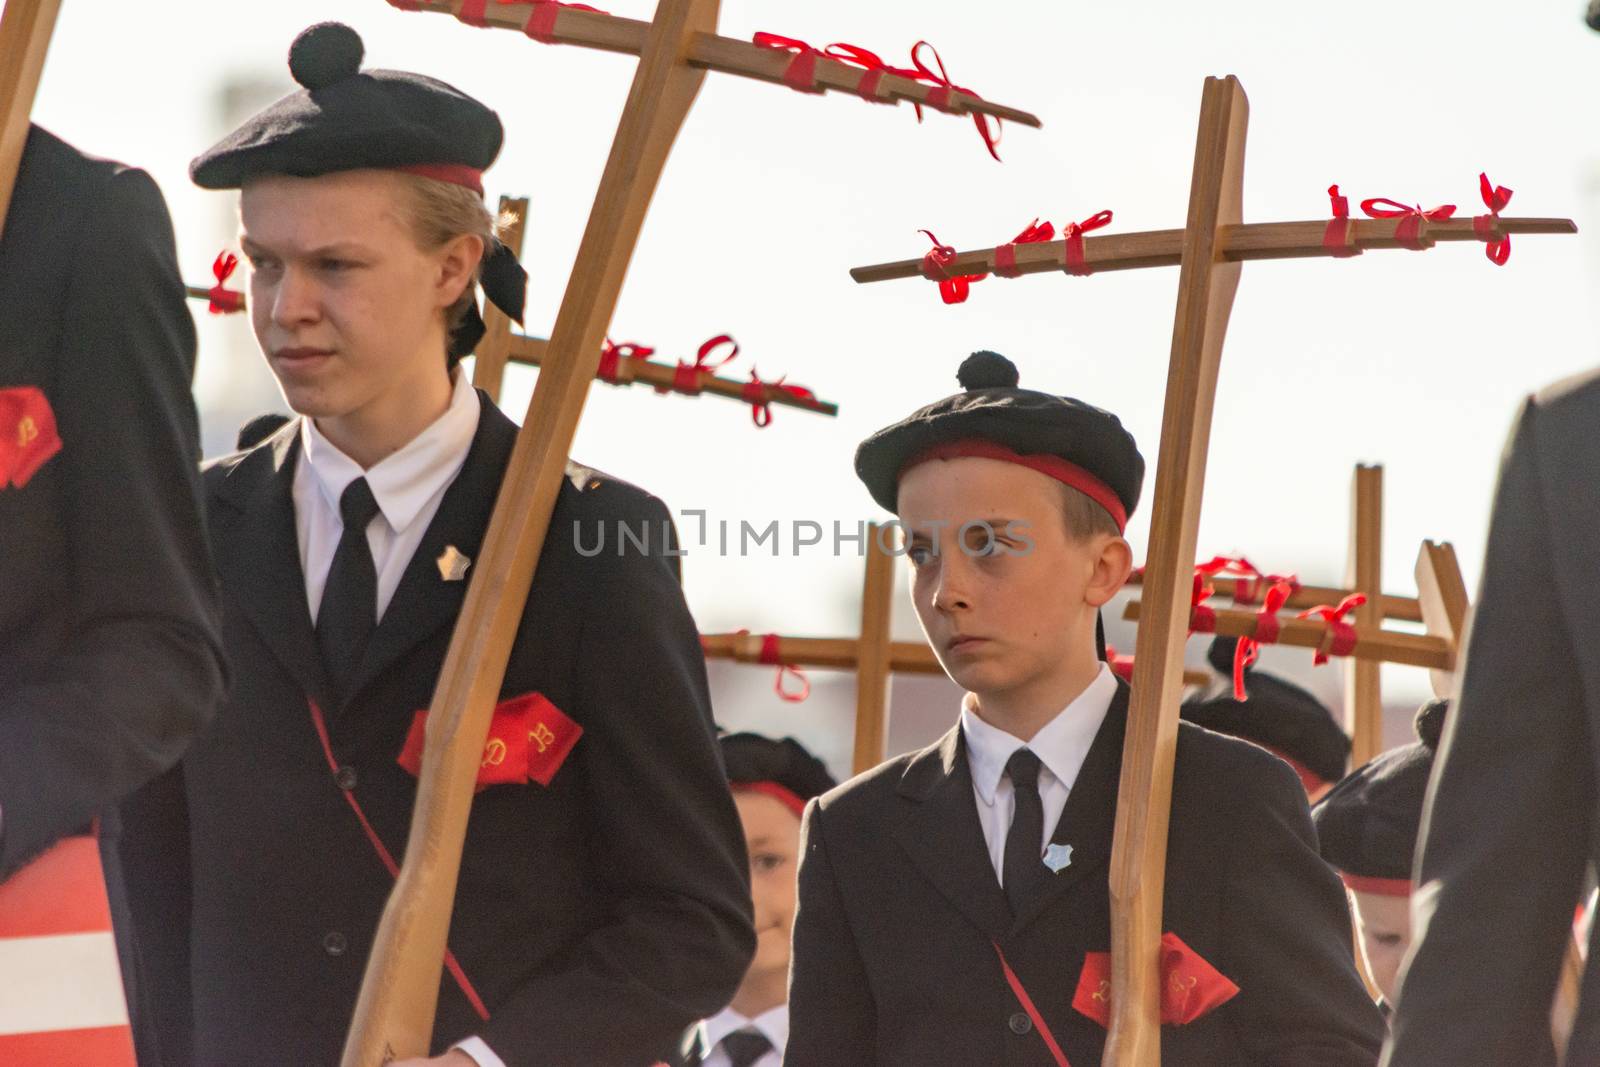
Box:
[436,232,486,309]
[1084,536,1134,609]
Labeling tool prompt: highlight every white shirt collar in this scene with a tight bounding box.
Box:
[695,1003,788,1059]
[299,368,480,535]
[960,663,1117,806]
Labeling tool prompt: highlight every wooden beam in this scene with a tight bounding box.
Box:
[1126,571,1422,624]
[1414,539,1469,700]
[848,216,1577,285]
[1345,465,1384,767]
[507,334,839,417]
[0,0,63,242]
[469,195,530,402]
[1105,75,1249,1067]
[341,0,721,1059]
[401,0,1041,130]
[852,522,896,775]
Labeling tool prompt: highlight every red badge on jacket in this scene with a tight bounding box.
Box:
[1072,932,1239,1027]
[0,387,62,489]
[397,692,582,792]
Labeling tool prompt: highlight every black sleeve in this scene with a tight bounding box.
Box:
[1224,751,1385,1066]
[1383,399,1592,1067]
[0,165,227,876]
[786,801,877,1067]
[476,492,755,1062]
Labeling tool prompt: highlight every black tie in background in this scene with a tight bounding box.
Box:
[719,1029,773,1067]
[316,477,380,704]
[1003,748,1047,916]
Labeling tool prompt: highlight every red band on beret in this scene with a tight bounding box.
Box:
[1258,744,1331,796]
[733,781,808,820]
[902,438,1127,533]
[392,163,485,195]
[1341,873,1413,898]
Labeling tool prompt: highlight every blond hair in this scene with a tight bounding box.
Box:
[393,173,515,359]
[1058,482,1122,542]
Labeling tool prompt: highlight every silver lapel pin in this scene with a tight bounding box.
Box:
[436,545,472,582]
[1043,843,1074,873]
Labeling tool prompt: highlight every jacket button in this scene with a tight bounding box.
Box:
[334,765,358,791]
[1008,1011,1032,1035]
[323,931,348,957]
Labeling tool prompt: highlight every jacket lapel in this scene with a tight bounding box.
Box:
[214,422,333,710]
[340,397,519,711]
[1010,680,1130,937]
[893,726,1013,940]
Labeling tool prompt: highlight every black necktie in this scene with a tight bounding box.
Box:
[316,477,381,703]
[719,1029,773,1067]
[1003,748,1047,916]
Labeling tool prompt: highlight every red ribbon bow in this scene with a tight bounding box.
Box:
[1073,932,1241,1028]
[598,338,655,384]
[740,369,818,428]
[1061,210,1114,276]
[1296,592,1368,665]
[662,334,740,396]
[993,218,1056,278]
[908,41,1001,161]
[1360,196,1456,250]
[462,0,607,34]
[0,386,62,490]
[752,32,825,92]
[719,630,811,702]
[1321,184,1361,256]
[823,43,915,102]
[918,229,987,304]
[208,251,245,314]
[1474,172,1513,266]
[1188,571,1217,635]
[1194,555,1299,699]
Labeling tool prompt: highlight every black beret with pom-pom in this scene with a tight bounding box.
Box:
[720,733,837,804]
[854,350,1143,526]
[288,22,364,91]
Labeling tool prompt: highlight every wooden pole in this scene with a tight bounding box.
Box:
[1413,539,1468,700]
[852,522,896,775]
[0,0,63,242]
[341,0,721,1059]
[1345,465,1384,767]
[1104,75,1249,1067]
[469,195,530,403]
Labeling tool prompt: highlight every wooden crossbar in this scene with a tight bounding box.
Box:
[850,216,1576,284]
[0,0,63,242]
[1126,571,1423,624]
[399,0,1041,129]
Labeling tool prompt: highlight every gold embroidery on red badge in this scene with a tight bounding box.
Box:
[397,692,583,791]
[0,387,62,489]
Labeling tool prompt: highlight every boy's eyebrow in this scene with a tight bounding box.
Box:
[239,236,374,258]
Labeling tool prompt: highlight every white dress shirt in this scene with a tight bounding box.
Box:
[291,368,504,1067]
[293,366,480,626]
[960,664,1117,884]
[692,1003,788,1067]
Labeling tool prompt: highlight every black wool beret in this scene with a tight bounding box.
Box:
[853,351,1144,529]
[1183,636,1351,786]
[191,22,503,190]
[1312,699,1447,883]
[720,733,836,802]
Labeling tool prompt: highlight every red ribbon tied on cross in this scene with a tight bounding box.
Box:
[1296,592,1368,666]
[459,0,607,37]
[1073,932,1241,1028]
[823,43,913,103]
[1188,571,1218,635]
[598,338,655,384]
[1474,172,1513,266]
[752,32,826,93]
[993,218,1056,278]
[209,251,244,314]
[740,369,818,429]
[1061,210,1113,276]
[908,41,1002,161]
[717,630,811,702]
[1103,643,1137,683]
[1360,195,1456,251]
[1195,555,1300,700]
[1322,185,1360,257]
[660,334,740,396]
[919,229,987,304]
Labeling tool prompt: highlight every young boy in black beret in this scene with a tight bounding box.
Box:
[1312,699,1447,1014]
[1185,636,1352,802]
[786,351,1384,1066]
[117,22,753,1067]
[670,733,837,1067]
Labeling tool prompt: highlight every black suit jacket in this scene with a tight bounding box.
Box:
[1384,371,1600,1067]
[0,125,224,878]
[787,681,1384,1066]
[120,400,755,1066]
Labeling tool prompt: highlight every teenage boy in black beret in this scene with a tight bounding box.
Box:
[117,22,753,1067]
[786,351,1384,1066]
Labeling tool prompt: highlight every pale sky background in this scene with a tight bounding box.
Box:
[26,0,1600,776]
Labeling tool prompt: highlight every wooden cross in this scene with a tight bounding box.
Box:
[0,0,63,242]
[850,74,1575,1065]
[344,2,1039,1062]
